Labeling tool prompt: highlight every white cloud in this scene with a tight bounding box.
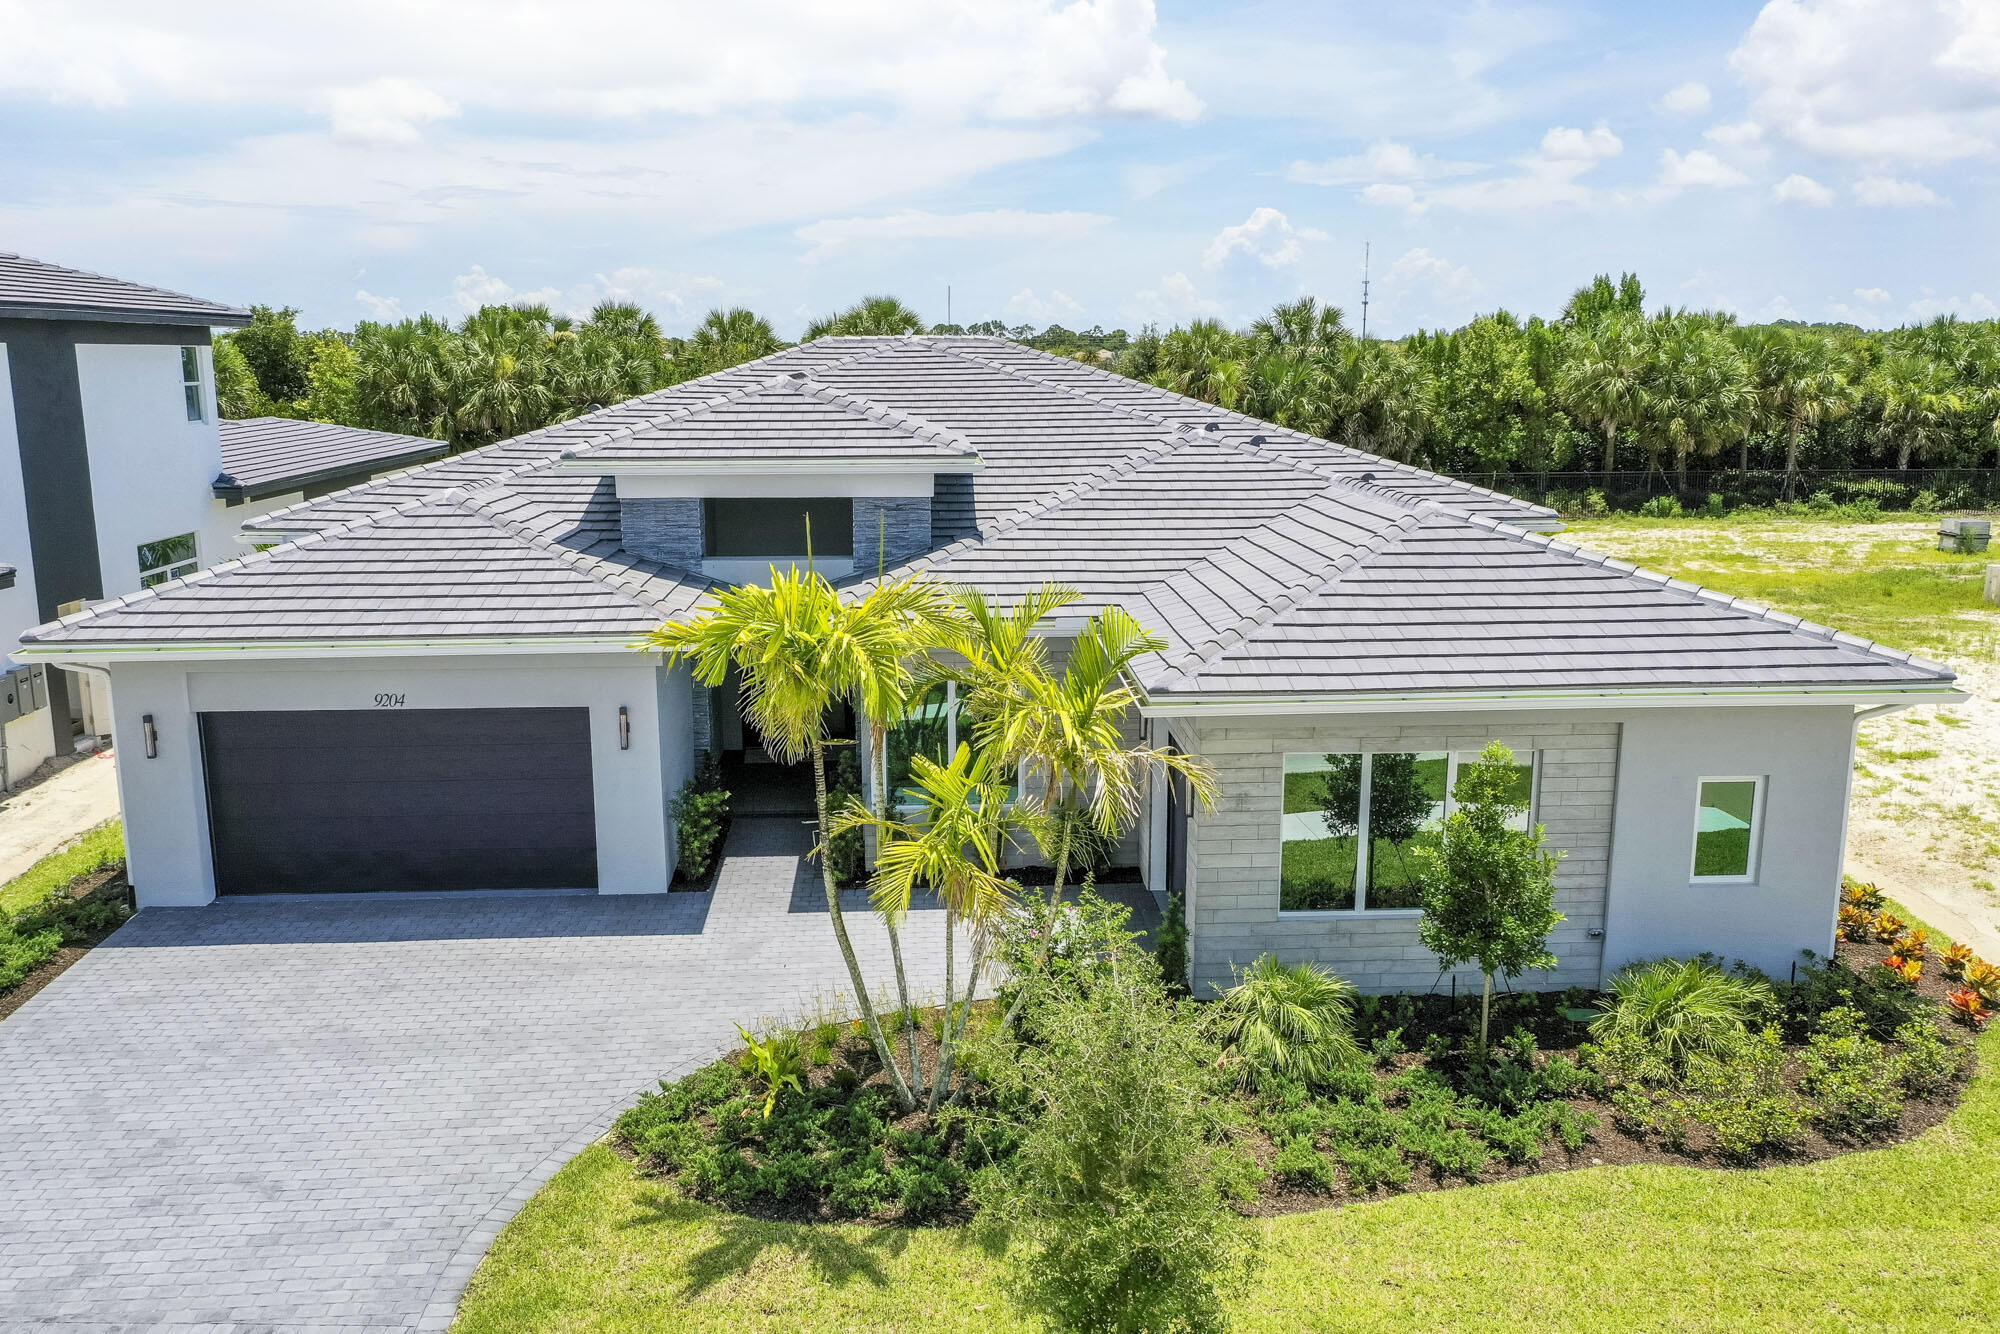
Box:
[1704,120,1766,151]
[353,289,404,321]
[1200,207,1328,269]
[1853,286,1892,304]
[1388,247,1480,303]
[323,77,457,144]
[1005,287,1085,323]
[1659,81,1712,115]
[1656,147,1752,191]
[1405,123,1623,212]
[1906,291,1998,320]
[1286,139,1481,186]
[1123,158,1214,199]
[445,264,722,320]
[1359,183,1426,216]
[1772,172,1834,205]
[0,0,1200,125]
[1730,0,2000,165]
[794,209,1112,263]
[1127,272,1223,324]
[1760,294,1800,321]
[1853,176,1944,206]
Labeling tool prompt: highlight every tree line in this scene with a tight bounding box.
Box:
[218,276,2000,502]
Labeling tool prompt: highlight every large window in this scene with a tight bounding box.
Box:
[1692,777,1763,882]
[882,681,1018,809]
[704,497,853,558]
[180,347,205,422]
[138,532,198,588]
[1281,749,1536,912]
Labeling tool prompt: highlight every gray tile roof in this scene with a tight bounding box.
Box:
[0,252,251,327]
[0,564,14,591]
[216,418,449,500]
[17,336,1955,700]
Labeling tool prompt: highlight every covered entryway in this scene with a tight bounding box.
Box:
[199,707,598,894]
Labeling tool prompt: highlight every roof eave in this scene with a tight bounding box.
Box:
[211,445,451,502]
[0,303,252,328]
[553,454,983,475]
[1132,682,1967,716]
[14,634,649,664]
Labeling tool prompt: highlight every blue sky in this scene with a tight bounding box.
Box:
[2,0,1995,338]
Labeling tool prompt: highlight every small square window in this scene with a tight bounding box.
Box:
[138,532,199,588]
[1692,777,1763,882]
[180,346,205,422]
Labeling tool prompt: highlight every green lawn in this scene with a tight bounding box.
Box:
[456,998,1998,1331]
[0,820,123,917]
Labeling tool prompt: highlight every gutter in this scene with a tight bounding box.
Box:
[1134,684,1969,717]
[0,304,251,327]
[13,635,649,665]
[551,454,983,475]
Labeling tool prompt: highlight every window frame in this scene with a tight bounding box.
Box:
[138,532,199,589]
[882,680,1023,814]
[1278,747,1539,918]
[1689,774,1765,885]
[180,346,205,423]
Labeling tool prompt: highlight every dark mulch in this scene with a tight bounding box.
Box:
[0,867,130,1024]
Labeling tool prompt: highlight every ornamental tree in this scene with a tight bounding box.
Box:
[1415,741,1566,1056]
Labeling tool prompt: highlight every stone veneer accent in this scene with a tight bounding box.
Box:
[691,681,715,756]
[852,496,933,569]
[1169,711,1618,996]
[620,497,704,568]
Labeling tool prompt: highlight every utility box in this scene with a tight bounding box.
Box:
[1986,565,2000,606]
[1,665,44,721]
[1940,517,1991,553]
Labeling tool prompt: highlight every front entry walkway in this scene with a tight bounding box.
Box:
[0,818,1156,1332]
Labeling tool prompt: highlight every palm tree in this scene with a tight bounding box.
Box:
[688,307,782,375]
[1740,326,1852,498]
[1867,351,1963,469]
[1326,338,1434,463]
[804,295,926,340]
[643,568,954,1114]
[1249,297,1349,355]
[1555,318,1648,484]
[1152,319,1248,406]
[831,744,1026,1110]
[1636,318,1754,488]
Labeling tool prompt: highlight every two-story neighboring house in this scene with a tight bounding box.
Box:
[0,253,450,790]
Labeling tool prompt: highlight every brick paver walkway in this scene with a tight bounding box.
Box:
[0,817,1156,1332]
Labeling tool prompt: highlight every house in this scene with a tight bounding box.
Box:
[0,251,454,791]
[14,337,1961,993]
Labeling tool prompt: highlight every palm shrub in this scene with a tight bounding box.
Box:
[1591,957,1776,1071]
[1214,954,1362,1089]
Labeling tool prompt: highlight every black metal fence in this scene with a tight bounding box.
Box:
[1450,467,2000,513]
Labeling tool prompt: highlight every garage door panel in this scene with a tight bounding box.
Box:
[201,707,599,894]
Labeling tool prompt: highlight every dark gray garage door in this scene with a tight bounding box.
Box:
[200,707,598,894]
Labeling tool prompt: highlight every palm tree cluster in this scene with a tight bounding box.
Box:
[1104,276,2000,495]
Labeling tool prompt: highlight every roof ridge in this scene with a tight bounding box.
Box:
[1149,502,1444,684]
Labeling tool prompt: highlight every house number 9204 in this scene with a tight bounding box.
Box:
[373,693,406,708]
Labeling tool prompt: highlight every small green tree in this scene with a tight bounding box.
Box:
[1415,742,1565,1056]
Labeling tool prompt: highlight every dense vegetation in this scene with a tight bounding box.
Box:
[219,276,2000,505]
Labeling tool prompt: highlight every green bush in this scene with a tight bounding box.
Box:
[0,924,63,990]
[1638,495,1684,518]
[1591,957,1776,1070]
[1625,1026,1810,1161]
[1892,1018,1968,1096]
[1155,891,1190,993]
[1270,1136,1338,1192]
[1214,954,1361,1089]
[1799,1006,1904,1134]
[669,755,731,883]
[1775,952,1927,1040]
[824,747,865,886]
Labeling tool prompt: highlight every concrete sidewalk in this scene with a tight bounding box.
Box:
[0,750,121,887]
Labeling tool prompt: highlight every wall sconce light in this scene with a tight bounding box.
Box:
[618,706,630,751]
[142,714,157,759]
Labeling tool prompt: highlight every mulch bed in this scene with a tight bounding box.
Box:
[0,867,130,1024]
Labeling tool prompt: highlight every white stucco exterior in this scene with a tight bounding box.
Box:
[100,653,686,908]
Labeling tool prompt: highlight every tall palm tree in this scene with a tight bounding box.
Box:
[804,295,926,340]
[1740,326,1852,498]
[1636,319,1754,487]
[1153,319,1249,407]
[643,568,953,1114]
[1867,351,1964,469]
[1326,338,1434,463]
[1555,318,1648,484]
[1249,297,1349,355]
[688,307,783,375]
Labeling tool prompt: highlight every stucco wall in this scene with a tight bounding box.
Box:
[1601,705,1856,978]
[1175,710,1619,997]
[101,654,675,907]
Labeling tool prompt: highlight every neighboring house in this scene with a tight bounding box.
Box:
[15,337,1962,994]
[214,417,447,512]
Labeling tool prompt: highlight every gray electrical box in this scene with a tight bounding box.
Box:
[2,665,46,722]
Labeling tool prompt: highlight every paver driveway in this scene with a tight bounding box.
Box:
[0,818,1156,1332]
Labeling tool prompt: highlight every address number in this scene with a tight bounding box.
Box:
[373,693,406,708]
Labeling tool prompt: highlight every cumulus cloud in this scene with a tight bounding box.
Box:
[1656,147,1752,191]
[353,289,404,321]
[1853,286,1892,304]
[1005,287,1085,323]
[323,78,457,144]
[794,209,1113,262]
[1772,173,1834,205]
[1853,176,1944,206]
[1388,247,1480,303]
[1201,207,1329,269]
[1730,0,2000,164]
[447,264,722,319]
[1658,81,1712,115]
[1906,291,1998,320]
[1128,272,1223,324]
[1392,123,1622,212]
[1286,140,1481,186]
[1359,183,1426,215]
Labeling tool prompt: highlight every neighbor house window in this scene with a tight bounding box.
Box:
[1692,777,1763,882]
[180,347,205,422]
[138,533,198,588]
[1281,749,1536,912]
[704,497,853,559]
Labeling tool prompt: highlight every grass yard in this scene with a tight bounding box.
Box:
[0,820,123,916]
[454,1019,1997,1333]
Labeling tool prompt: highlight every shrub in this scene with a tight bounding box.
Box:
[1155,891,1190,993]
[0,924,63,990]
[1799,1006,1903,1134]
[824,747,865,886]
[1638,495,1683,518]
[1777,951,1928,1039]
[669,755,731,882]
[1270,1136,1338,1192]
[736,1023,807,1118]
[1836,906,1873,942]
[978,957,1257,1334]
[1966,958,2000,1006]
[1945,987,1994,1029]
[1891,1018,1968,1095]
[1590,958,1776,1070]
[1942,942,1974,980]
[1678,1027,1810,1161]
[1214,954,1361,1089]
[1912,488,1940,513]
[1841,880,1886,913]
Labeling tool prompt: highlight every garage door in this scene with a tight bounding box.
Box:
[200,707,598,894]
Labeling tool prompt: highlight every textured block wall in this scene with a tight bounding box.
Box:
[852,496,933,570]
[1176,712,1618,997]
[621,497,703,568]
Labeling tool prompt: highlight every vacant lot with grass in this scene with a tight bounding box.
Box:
[1564,515,2000,956]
